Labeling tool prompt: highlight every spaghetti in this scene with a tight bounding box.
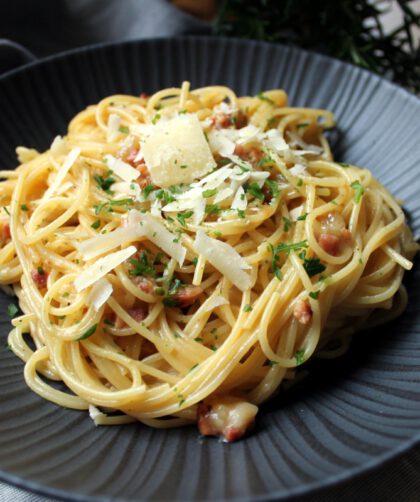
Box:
[1,82,417,440]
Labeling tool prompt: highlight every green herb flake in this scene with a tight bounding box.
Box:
[173,331,182,339]
[237,209,246,219]
[104,319,115,326]
[302,257,326,277]
[297,213,308,221]
[118,126,130,134]
[176,211,194,227]
[94,173,115,193]
[267,360,278,367]
[297,122,310,129]
[351,180,365,203]
[282,217,294,232]
[295,349,306,366]
[91,219,101,229]
[243,304,253,312]
[194,337,204,343]
[264,179,280,198]
[245,182,264,202]
[189,363,199,372]
[180,165,188,169]
[152,114,161,125]
[77,323,98,341]
[3,206,10,215]
[20,204,29,211]
[338,163,350,168]
[297,178,304,187]
[256,92,274,104]
[129,251,156,278]
[203,188,218,198]
[192,257,198,266]
[142,184,156,199]
[205,204,221,215]
[7,303,18,318]
[309,290,320,300]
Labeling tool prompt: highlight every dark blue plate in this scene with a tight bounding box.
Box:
[0,36,419,502]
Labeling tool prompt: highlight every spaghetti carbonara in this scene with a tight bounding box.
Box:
[1,82,417,441]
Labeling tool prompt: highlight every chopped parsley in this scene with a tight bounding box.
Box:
[295,349,306,366]
[152,113,161,125]
[192,257,198,266]
[282,217,294,232]
[189,363,199,372]
[309,290,320,299]
[194,337,204,343]
[351,180,365,203]
[77,323,98,341]
[245,182,264,202]
[176,211,193,227]
[297,122,310,129]
[203,188,218,198]
[142,184,156,199]
[91,219,101,229]
[129,251,156,277]
[3,206,10,215]
[297,178,304,187]
[264,179,280,198]
[155,189,175,205]
[20,204,29,211]
[173,331,182,338]
[256,92,274,104]
[118,126,129,134]
[104,319,115,326]
[237,209,246,219]
[338,162,350,168]
[205,204,221,215]
[7,303,18,318]
[302,255,326,277]
[243,304,253,312]
[297,213,308,221]
[94,198,133,215]
[180,165,188,169]
[94,174,115,193]
[267,360,278,367]
[274,240,309,257]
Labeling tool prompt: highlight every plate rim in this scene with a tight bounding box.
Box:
[0,34,419,502]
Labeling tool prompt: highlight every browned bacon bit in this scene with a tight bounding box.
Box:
[132,276,155,294]
[125,146,143,166]
[139,92,149,99]
[197,397,258,442]
[31,267,48,289]
[233,144,263,166]
[234,110,248,129]
[293,300,313,325]
[173,285,203,308]
[212,113,232,129]
[115,305,147,329]
[318,233,340,256]
[1,222,11,243]
[261,184,273,204]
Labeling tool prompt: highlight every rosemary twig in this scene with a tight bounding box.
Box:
[215,0,420,93]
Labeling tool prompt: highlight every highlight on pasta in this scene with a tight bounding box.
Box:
[0,82,417,441]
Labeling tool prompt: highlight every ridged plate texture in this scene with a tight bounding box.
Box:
[0,37,419,502]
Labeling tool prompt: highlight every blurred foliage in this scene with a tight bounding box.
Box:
[215,0,420,93]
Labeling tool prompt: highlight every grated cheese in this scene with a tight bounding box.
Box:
[104,155,140,183]
[74,246,137,292]
[87,278,113,311]
[107,114,121,142]
[44,147,81,199]
[141,114,216,187]
[193,230,252,291]
[77,226,145,260]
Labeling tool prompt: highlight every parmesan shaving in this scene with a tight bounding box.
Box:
[104,155,140,182]
[77,225,146,260]
[193,230,252,292]
[50,136,68,156]
[74,246,137,292]
[107,114,121,142]
[44,147,81,199]
[87,278,113,311]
